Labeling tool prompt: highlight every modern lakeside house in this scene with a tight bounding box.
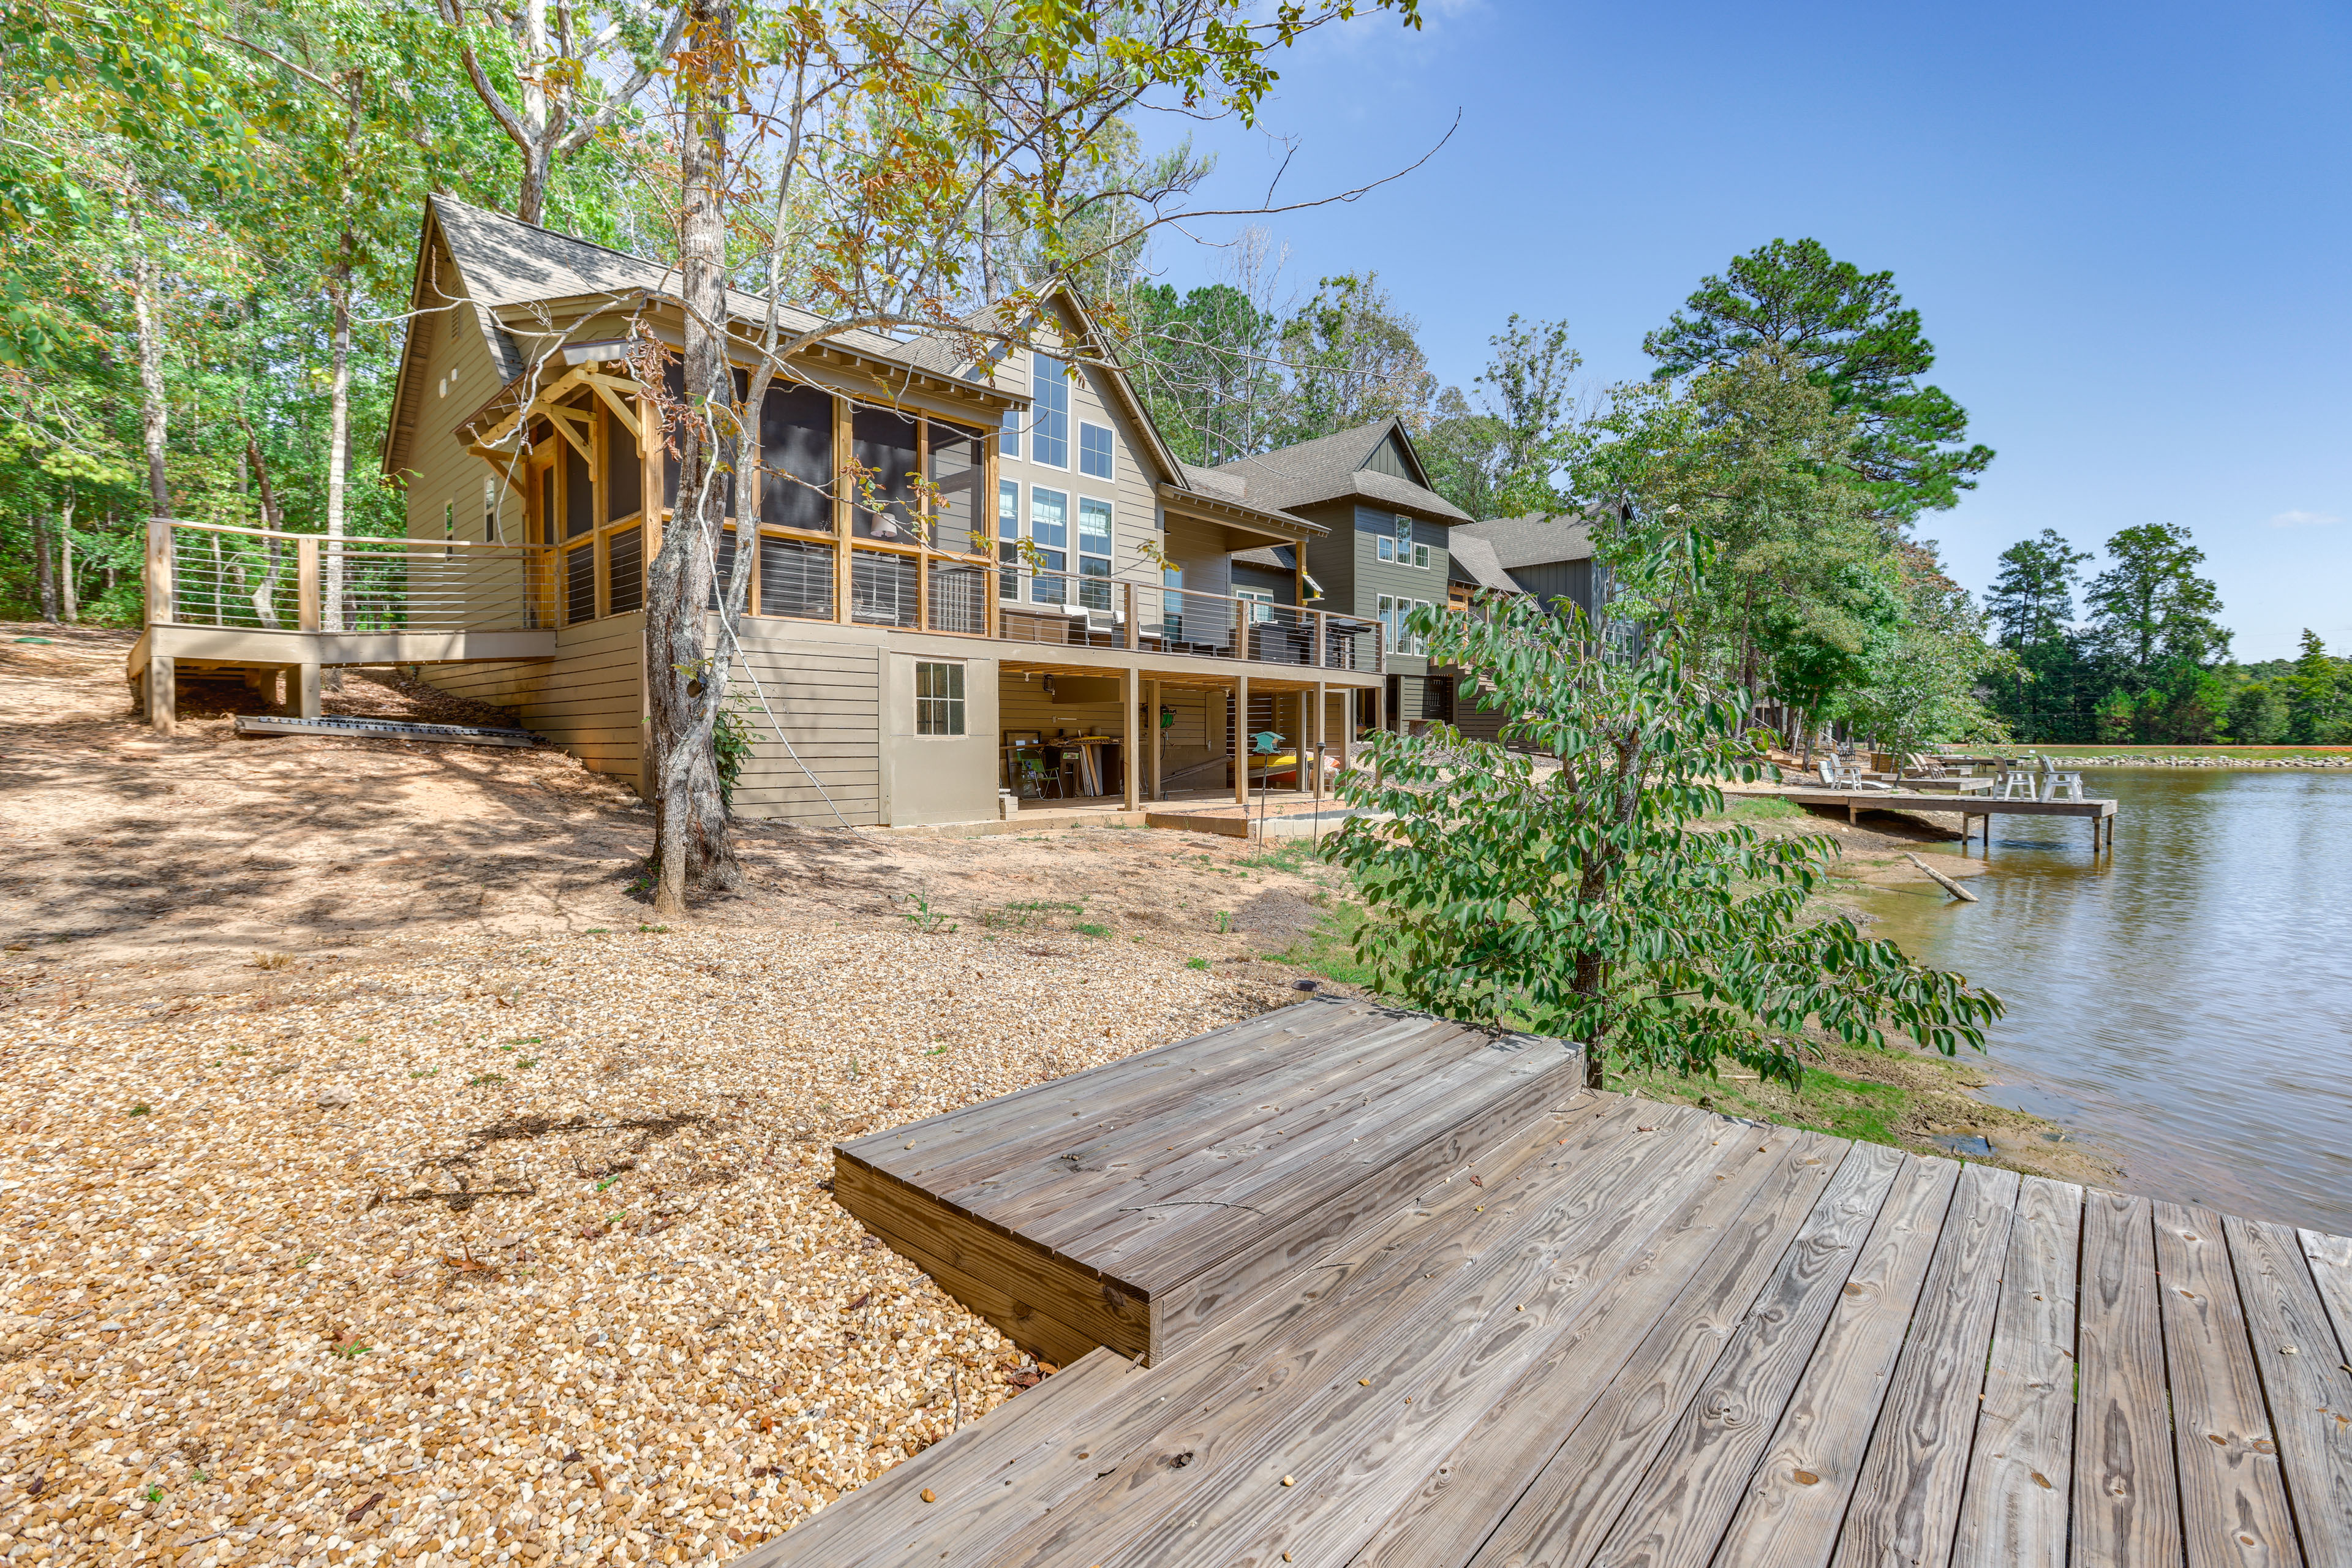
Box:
[126,197,1597,826]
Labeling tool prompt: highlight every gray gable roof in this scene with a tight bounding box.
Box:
[1449,511,1599,571]
[429,194,964,377]
[1444,533,1521,594]
[1231,545,1296,571]
[1207,418,1471,525]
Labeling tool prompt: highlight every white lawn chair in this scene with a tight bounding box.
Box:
[1995,767,2038,801]
[2045,758,2089,801]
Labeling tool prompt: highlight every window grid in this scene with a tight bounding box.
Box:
[1031,355,1070,467]
[1078,423,1114,480]
[915,661,966,736]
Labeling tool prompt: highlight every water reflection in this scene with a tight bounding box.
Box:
[1858,769,2352,1231]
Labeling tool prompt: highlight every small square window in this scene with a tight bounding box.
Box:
[1414,543,1430,570]
[1079,423,1114,480]
[1377,536,1395,562]
[915,661,966,736]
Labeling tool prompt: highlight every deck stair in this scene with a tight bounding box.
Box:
[766,1004,2352,1568]
[832,997,1586,1368]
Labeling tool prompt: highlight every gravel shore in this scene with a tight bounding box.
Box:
[0,924,1291,1567]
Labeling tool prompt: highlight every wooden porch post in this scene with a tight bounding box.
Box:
[1234,671,1250,805]
[1314,679,1327,798]
[1147,677,1162,802]
[1121,665,1140,812]
[144,515,175,733]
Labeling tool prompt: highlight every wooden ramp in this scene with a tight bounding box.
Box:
[756,1008,2352,1568]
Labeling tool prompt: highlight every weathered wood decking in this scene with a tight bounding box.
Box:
[753,1005,2352,1568]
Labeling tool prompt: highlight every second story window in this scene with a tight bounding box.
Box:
[1396,517,1414,556]
[1078,497,1112,610]
[1079,422,1114,480]
[1414,543,1430,570]
[997,479,1020,601]
[1031,355,1070,468]
[1030,486,1068,604]
[1000,405,1022,459]
[1377,535,1395,563]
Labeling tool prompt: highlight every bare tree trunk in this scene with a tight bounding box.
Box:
[644,0,740,916]
[32,513,58,621]
[58,488,77,622]
[129,199,171,568]
[323,248,353,687]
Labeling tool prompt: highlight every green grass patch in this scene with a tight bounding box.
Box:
[1276,899,1382,990]
[1605,1061,1912,1147]
[1234,839,1330,876]
[1713,794,1802,823]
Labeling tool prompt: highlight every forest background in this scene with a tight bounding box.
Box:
[4,0,2344,749]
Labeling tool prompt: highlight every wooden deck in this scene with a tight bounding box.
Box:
[752,1006,2352,1568]
[1771,787,2119,850]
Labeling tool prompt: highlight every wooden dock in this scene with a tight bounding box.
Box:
[750,1003,2352,1568]
[1772,786,2118,851]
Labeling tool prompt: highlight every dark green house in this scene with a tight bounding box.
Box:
[1207,418,1472,728]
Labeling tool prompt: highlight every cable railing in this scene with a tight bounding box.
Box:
[995,568,1384,673]
[159,521,551,633]
[149,520,1383,676]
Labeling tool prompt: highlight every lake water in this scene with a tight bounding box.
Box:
[1859,767,2352,1233]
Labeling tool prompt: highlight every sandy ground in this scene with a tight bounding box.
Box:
[0,627,1352,1568]
[0,626,2106,1568]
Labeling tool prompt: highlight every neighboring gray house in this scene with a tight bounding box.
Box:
[1207,419,1474,729]
[1446,511,1607,619]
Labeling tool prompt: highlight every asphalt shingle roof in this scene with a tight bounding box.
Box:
[1444,533,1521,594]
[1449,511,1600,571]
[431,195,966,378]
[1206,419,1471,524]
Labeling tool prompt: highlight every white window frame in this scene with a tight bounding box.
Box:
[1236,586,1275,624]
[1077,421,1114,480]
[1030,355,1071,469]
[1027,484,1069,605]
[1414,542,1430,570]
[914,660,967,736]
[1376,535,1395,562]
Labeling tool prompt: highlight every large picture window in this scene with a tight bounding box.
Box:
[915,661,966,735]
[1030,355,1070,467]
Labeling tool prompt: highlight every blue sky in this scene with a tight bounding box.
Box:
[1141,0,2352,662]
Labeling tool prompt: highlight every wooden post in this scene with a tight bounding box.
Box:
[1121,665,1140,813]
[1336,687,1351,778]
[1147,677,1162,802]
[294,663,322,720]
[1313,678,1327,809]
[296,536,320,631]
[143,515,175,733]
[832,392,853,624]
[1233,672,1249,805]
[1123,580,1137,650]
[1234,596,1249,662]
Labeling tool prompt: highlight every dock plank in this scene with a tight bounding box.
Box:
[2072,1191,2182,1568]
[1439,1139,1899,1568]
[1702,1153,1961,1568]
[1951,1176,2083,1568]
[2155,1202,2304,1568]
[1830,1162,2021,1568]
[1237,1127,1823,1568]
[1057,1118,1740,1568]
[1581,1142,1928,1568]
[809,1099,1685,1568]
[2298,1229,2352,1364]
[2225,1215,2352,1568]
